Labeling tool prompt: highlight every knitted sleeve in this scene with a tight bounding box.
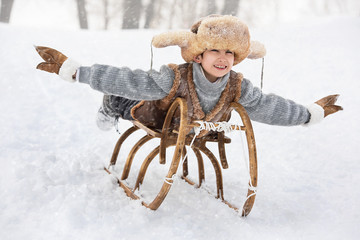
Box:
[77,64,175,100]
[239,78,310,126]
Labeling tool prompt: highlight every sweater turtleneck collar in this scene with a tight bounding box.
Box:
[192,62,229,94]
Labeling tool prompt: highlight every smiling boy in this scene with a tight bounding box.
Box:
[35,15,342,131]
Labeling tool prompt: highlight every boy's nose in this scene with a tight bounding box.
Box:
[218,55,226,61]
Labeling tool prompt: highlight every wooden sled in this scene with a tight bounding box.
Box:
[104,98,258,216]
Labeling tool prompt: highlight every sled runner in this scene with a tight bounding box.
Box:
[104,98,258,216]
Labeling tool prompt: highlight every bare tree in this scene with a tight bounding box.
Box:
[0,0,14,23]
[168,0,177,29]
[222,0,240,16]
[122,0,142,29]
[102,0,111,30]
[76,0,88,29]
[206,0,217,15]
[144,0,156,29]
[181,0,198,28]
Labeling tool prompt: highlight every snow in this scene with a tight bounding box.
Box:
[1,16,360,240]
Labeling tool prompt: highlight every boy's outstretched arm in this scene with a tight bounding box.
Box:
[35,46,80,82]
[239,79,343,126]
[34,46,174,101]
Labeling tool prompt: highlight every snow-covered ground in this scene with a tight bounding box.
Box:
[0,16,359,240]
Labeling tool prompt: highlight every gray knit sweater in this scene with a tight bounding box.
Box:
[78,62,310,126]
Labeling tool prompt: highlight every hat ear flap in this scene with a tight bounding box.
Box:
[247,40,266,59]
[152,31,194,48]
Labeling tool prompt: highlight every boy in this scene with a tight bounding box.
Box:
[35,15,342,131]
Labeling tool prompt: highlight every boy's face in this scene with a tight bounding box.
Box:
[193,49,235,82]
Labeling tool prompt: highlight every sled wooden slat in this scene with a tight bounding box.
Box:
[104,167,139,200]
[133,121,162,138]
[192,147,205,187]
[218,132,229,169]
[105,98,258,216]
[109,126,139,166]
[121,135,154,180]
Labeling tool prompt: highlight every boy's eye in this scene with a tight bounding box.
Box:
[210,49,219,52]
[226,50,234,55]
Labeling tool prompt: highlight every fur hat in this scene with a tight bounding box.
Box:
[152,15,266,65]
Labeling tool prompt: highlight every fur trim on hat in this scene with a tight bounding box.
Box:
[152,15,266,65]
[248,41,266,59]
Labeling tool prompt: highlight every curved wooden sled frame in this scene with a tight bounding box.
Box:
[104,98,258,216]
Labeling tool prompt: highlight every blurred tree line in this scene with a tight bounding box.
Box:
[1,0,359,29]
[79,0,243,30]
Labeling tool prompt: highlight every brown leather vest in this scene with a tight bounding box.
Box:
[131,63,243,130]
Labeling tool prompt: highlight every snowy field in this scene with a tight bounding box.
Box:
[1,16,360,239]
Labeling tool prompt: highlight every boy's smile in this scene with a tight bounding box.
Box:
[193,49,235,83]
